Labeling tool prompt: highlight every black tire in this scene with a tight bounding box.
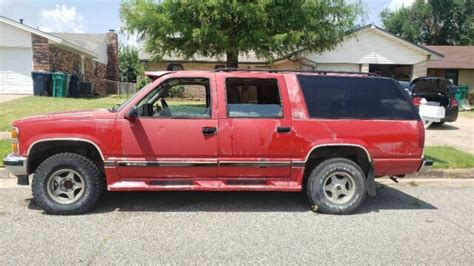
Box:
[306,158,366,214]
[32,153,105,215]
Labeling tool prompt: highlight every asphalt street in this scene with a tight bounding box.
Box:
[0,178,473,264]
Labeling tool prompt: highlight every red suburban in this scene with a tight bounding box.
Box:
[3,69,432,214]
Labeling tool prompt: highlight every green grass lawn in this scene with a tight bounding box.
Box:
[0,95,206,131]
[425,146,474,169]
[0,96,127,131]
[0,140,9,167]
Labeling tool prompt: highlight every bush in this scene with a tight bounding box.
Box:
[169,86,185,98]
[135,76,151,90]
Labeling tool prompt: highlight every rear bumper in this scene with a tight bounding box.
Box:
[417,159,433,172]
[443,106,458,122]
[3,153,27,177]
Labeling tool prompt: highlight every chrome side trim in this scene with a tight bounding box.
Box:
[114,160,293,168]
[219,161,291,168]
[304,144,372,162]
[291,161,306,168]
[27,138,105,160]
[117,161,218,167]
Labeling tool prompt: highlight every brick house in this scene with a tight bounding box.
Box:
[425,46,474,90]
[0,16,119,95]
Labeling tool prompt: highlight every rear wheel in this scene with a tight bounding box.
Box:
[32,153,105,215]
[306,158,366,214]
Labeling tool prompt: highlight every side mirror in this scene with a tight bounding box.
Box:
[125,107,138,121]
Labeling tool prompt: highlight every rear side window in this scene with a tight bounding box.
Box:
[225,78,282,118]
[297,75,417,120]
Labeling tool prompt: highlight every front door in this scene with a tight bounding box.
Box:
[217,75,293,178]
[115,75,218,179]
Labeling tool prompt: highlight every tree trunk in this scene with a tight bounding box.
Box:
[226,50,239,68]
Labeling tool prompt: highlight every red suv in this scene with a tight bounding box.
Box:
[3,69,431,215]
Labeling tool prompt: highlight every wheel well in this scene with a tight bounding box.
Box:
[302,146,371,188]
[27,140,104,175]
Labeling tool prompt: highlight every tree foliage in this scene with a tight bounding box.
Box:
[381,0,474,45]
[120,0,360,67]
[119,45,145,83]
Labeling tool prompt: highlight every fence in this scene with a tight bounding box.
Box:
[102,79,137,96]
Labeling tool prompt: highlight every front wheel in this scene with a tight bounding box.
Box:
[32,153,105,215]
[306,158,366,214]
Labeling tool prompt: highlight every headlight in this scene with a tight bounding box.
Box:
[11,127,19,154]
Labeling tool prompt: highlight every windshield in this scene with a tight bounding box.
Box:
[109,92,139,112]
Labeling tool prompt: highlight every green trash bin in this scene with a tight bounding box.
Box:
[51,72,67,97]
[455,85,468,103]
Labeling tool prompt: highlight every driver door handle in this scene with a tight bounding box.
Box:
[202,127,217,135]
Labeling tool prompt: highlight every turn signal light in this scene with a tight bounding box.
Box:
[11,127,19,154]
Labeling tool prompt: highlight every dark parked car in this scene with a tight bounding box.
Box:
[409,77,459,124]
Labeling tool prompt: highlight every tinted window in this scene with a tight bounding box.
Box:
[298,75,417,120]
[226,78,282,118]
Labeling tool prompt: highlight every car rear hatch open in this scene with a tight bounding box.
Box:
[411,78,451,107]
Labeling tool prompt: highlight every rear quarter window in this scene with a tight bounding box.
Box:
[297,75,418,120]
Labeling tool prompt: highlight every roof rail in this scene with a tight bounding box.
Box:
[214,67,380,77]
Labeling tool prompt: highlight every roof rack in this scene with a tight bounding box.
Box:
[214,67,380,77]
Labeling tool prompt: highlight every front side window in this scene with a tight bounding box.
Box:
[225,78,282,118]
[136,78,211,118]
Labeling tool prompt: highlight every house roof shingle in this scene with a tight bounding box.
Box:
[425,45,474,69]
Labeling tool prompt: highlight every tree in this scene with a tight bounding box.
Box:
[120,0,361,67]
[119,45,144,83]
[381,0,474,45]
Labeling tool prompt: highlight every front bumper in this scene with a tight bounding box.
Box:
[3,153,27,177]
[418,159,433,172]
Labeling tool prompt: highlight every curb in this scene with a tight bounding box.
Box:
[410,168,474,179]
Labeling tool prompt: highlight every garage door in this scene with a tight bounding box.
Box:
[0,47,33,94]
[316,63,360,72]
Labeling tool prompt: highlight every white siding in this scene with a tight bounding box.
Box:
[0,47,33,94]
[307,28,428,65]
[459,70,474,89]
[0,21,32,48]
[412,61,428,80]
[316,63,360,72]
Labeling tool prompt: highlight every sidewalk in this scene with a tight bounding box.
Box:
[0,132,9,140]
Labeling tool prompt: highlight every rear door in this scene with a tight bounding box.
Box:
[216,74,293,178]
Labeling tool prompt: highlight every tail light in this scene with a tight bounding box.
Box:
[412,97,423,106]
[11,127,19,154]
[450,97,458,107]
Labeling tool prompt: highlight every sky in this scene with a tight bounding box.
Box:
[0,0,416,46]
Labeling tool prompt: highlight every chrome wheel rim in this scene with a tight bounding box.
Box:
[323,171,355,204]
[46,169,85,204]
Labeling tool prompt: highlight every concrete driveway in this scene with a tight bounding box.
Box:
[0,178,472,264]
[425,115,474,154]
[0,94,27,104]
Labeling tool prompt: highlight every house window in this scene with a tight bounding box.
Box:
[225,78,282,118]
[166,64,184,71]
[446,70,459,85]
